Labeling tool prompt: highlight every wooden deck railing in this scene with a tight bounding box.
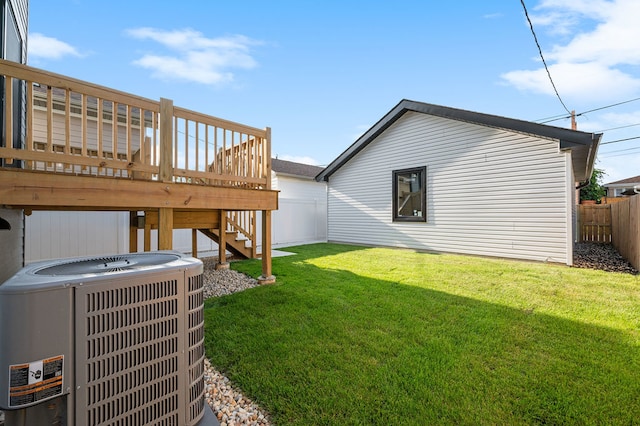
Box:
[0,59,272,260]
[0,59,271,190]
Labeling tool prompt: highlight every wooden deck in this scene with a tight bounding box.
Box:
[0,59,277,280]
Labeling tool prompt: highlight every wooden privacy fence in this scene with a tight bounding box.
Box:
[610,195,640,272]
[578,204,611,243]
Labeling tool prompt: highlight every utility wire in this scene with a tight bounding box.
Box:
[598,146,640,156]
[536,112,571,122]
[600,135,640,145]
[597,123,640,133]
[580,96,640,115]
[539,96,640,124]
[520,0,572,115]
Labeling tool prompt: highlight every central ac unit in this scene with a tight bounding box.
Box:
[0,251,211,425]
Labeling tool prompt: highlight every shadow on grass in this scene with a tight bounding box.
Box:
[205,247,639,425]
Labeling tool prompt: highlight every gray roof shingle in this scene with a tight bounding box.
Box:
[272,158,324,179]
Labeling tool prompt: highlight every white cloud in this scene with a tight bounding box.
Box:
[545,2,640,65]
[600,111,640,126]
[532,0,610,33]
[28,33,82,60]
[503,0,640,102]
[277,155,321,166]
[126,28,261,85]
[502,62,640,102]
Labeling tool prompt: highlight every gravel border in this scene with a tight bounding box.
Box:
[201,259,273,426]
[573,242,638,274]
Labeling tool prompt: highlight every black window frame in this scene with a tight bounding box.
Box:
[392,166,427,222]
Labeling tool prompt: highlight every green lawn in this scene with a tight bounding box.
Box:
[204,243,640,425]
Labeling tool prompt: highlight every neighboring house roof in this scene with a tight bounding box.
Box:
[315,99,602,183]
[605,175,640,196]
[605,175,640,186]
[272,158,325,180]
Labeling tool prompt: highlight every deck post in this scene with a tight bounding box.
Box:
[157,98,174,251]
[258,210,275,284]
[158,207,173,250]
[258,127,275,284]
[192,229,198,258]
[216,210,229,270]
[144,219,151,252]
[159,98,174,183]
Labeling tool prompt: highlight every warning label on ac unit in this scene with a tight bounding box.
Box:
[8,355,64,408]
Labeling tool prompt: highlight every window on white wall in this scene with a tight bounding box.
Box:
[392,166,426,222]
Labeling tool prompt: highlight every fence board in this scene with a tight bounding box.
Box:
[610,195,640,271]
[578,204,611,243]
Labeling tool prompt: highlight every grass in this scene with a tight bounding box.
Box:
[204,243,640,425]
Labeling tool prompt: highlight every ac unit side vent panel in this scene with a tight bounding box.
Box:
[77,275,185,425]
[187,274,206,423]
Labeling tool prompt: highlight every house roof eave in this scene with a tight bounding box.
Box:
[316,99,602,183]
[605,174,640,186]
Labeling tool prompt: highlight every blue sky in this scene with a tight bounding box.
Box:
[28,0,640,184]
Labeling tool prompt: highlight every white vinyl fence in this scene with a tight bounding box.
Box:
[25,185,327,263]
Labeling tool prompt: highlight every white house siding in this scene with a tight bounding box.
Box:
[32,106,144,175]
[327,111,573,264]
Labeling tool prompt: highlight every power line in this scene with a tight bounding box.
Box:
[536,112,571,123]
[520,0,572,115]
[601,145,640,154]
[539,96,640,124]
[580,96,640,115]
[598,146,640,158]
[597,123,640,133]
[600,135,640,145]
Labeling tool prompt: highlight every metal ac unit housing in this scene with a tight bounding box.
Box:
[0,251,209,425]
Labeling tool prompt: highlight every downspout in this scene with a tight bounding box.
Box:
[576,180,591,190]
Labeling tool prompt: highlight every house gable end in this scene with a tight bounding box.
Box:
[316,99,601,183]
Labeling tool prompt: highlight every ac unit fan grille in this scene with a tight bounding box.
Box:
[35,253,180,276]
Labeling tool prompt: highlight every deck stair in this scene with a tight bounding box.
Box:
[138,209,258,259]
[198,228,257,259]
